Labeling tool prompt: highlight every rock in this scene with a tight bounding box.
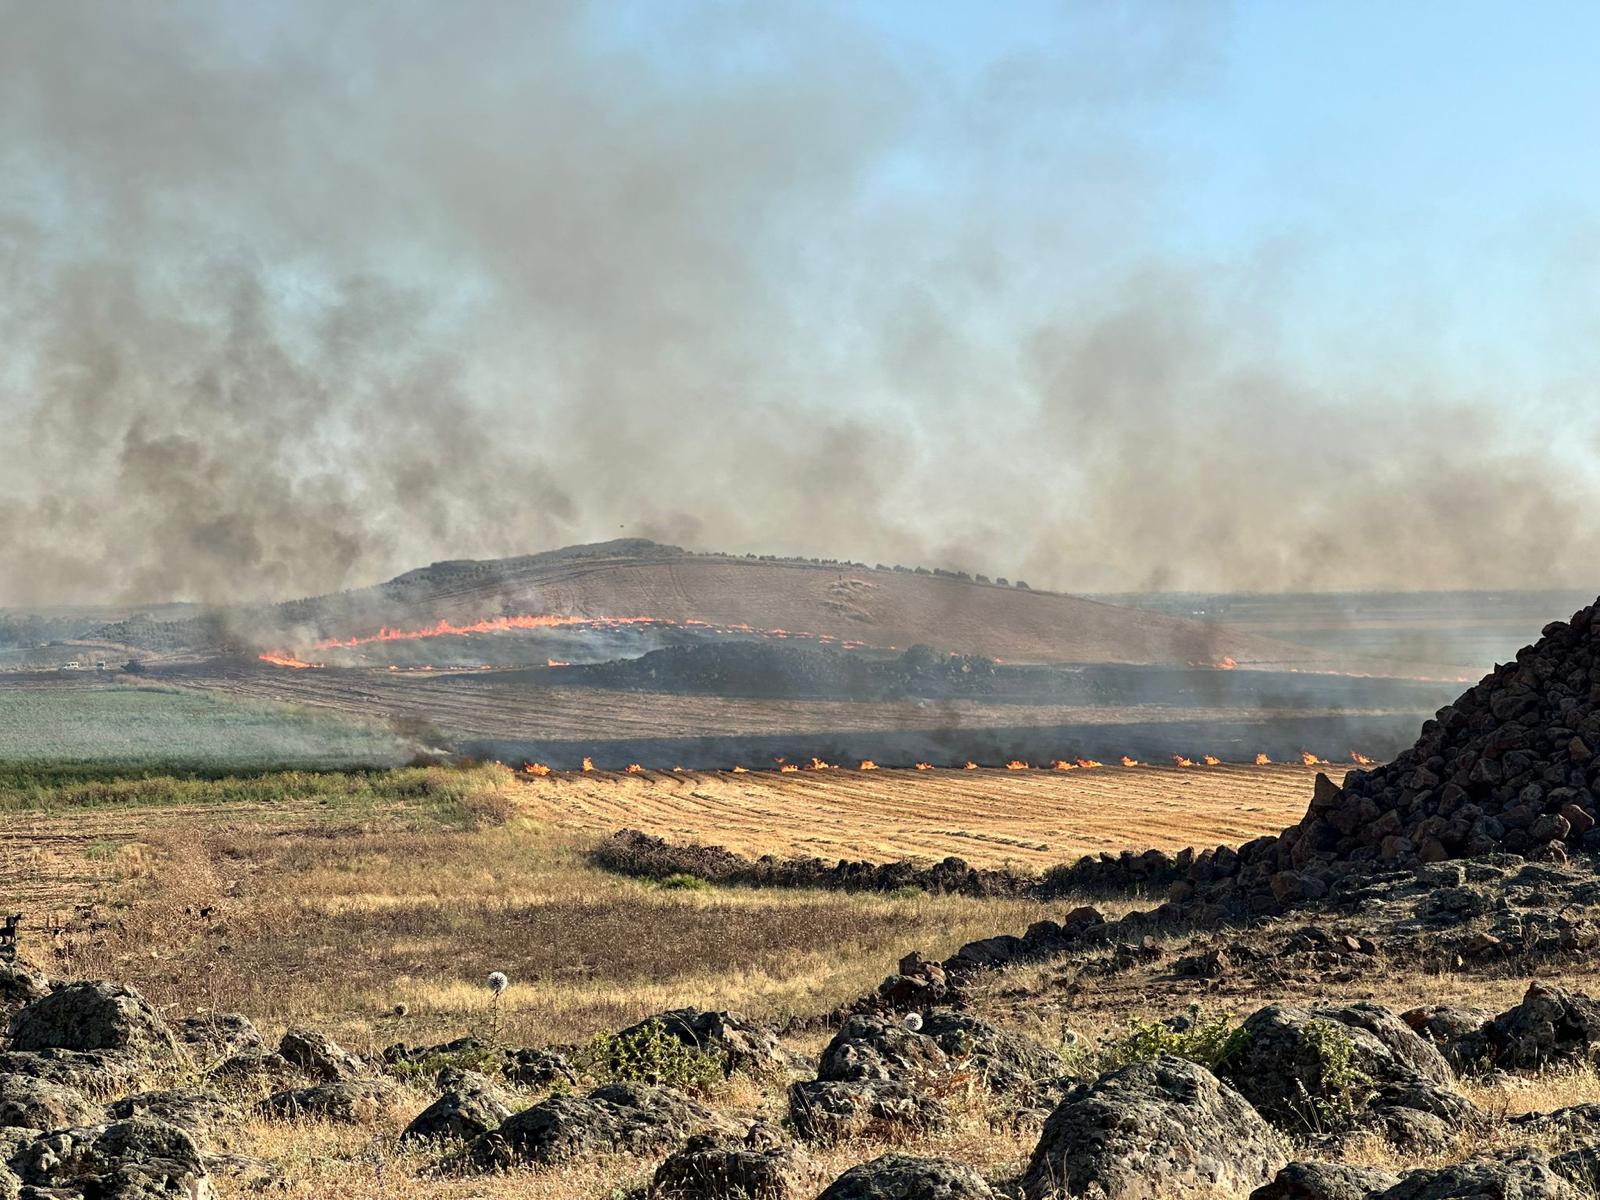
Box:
[0,1049,147,1093]
[258,1078,398,1124]
[9,1117,214,1200]
[1022,1056,1288,1200]
[277,1028,363,1081]
[1251,1161,1402,1200]
[1374,1149,1581,1199]
[918,1009,1063,1094]
[787,1079,949,1143]
[817,1153,996,1200]
[502,1047,579,1090]
[816,1014,950,1084]
[173,1014,265,1060]
[7,981,179,1063]
[1220,1005,1475,1140]
[205,1050,303,1091]
[0,1074,100,1131]
[106,1089,243,1144]
[400,1070,513,1144]
[650,1132,808,1199]
[1401,1006,1495,1075]
[615,1009,786,1078]
[0,963,50,1024]
[1482,983,1600,1072]
[0,1163,17,1200]
[467,1082,737,1169]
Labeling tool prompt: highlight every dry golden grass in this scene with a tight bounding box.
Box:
[513,763,1322,868]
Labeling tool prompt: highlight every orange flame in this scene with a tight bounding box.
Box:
[1075,758,1104,769]
[808,757,834,770]
[257,652,318,669]
[963,761,979,770]
[914,762,934,771]
[858,760,879,771]
[1051,760,1078,771]
[1218,656,1238,670]
[582,756,595,772]
[522,762,551,777]
[1300,751,1323,766]
[1173,755,1194,767]
[1254,752,1272,766]
[1120,755,1140,768]
[779,763,799,773]
[1202,754,1222,766]
[730,765,749,774]
[1351,751,1375,766]
[625,763,645,774]
[1006,760,1030,770]
[546,658,569,667]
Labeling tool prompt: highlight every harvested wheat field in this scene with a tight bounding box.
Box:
[513,762,1328,868]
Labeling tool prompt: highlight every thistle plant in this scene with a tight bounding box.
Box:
[485,971,509,1047]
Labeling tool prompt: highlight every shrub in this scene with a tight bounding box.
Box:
[389,1043,502,1083]
[1086,1014,1251,1075]
[655,873,711,892]
[1293,1018,1377,1135]
[580,1020,726,1094]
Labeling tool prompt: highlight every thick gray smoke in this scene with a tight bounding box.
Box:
[1,1,1596,607]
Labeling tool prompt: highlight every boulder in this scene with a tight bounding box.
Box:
[106,1089,244,1144]
[0,962,50,1023]
[1022,1056,1288,1200]
[502,1047,580,1090]
[816,1014,949,1084]
[205,1050,303,1091]
[617,1009,786,1078]
[8,1117,214,1200]
[1482,983,1600,1072]
[1251,1161,1402,1200]
[1401,1006,1495,1076]
[467,1082,737,1169]
[0,1073,100,1131]
[277,1028,363,1081]
[1374,1149,1581,1199]
[817,1153,996,1200]
[0,1049,147,1093]
[650,1132,807,1199]
[258,1078,398,1125]
[788,1079,949,1143]
[7,982,178,1063]
[173,1014,265,1060]
[918,1009,1063,1093]
[400,1069,514,1144]
[1220,1005,1476,1140]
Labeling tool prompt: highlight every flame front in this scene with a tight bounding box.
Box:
[1351,751,1376,766]
[730,765,749,773]
[1173,755,1194,767]
[258,652,318,669]
[1121,755,1140,767]
[1300,751,1324,766]
[963,761,979,770]
[1254,752,1272,765]
[582,756,595,772]
[1203,754,1222,766]
[1052,760,1077,771]
[858,760,878,771]
[914,762,933,771]
[779,763,799,773]
[625,763,645,773]
[522,762,551,776]
[1075,757,1103,769]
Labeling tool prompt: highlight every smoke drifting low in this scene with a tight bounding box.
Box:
[1,1,1596,607]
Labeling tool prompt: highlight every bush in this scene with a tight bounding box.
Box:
[389,1043,502,1082]
[1294,1018,1377,1135]
[655,873,711,892]
[580,1020,726,1094]
[1077,1014,1250,1076]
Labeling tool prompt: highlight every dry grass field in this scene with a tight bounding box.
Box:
[513,762,1325,867]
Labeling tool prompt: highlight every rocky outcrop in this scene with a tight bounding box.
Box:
[105,1089,243,1144]
[277,1028,364,1081]
[787,1079,949,1143]
[1219,1005,1476,1146]
[400,1069,513,1144]
[1375,1149,1581,1199]
[649,1131,807,1199]
[467,1082,736,1169]
[8,1117,214,1199]
[0,963,50,1025]
[7,982,178,1064]
[817,1153,997,1200]
[174,1014,265,1061]
[0,1073,100,1132]
[1250,1161,1402,1200]
[502,1047,580,1090]
[1023,1056,1288,1200]
[259,1078,398,1125]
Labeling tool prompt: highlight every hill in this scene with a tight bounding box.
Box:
[253,539,1332,669]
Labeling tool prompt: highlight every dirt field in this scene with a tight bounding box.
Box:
[512,763,1325,867]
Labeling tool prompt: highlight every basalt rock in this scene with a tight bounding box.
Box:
[0,1074,100,1132]
[258,1078,399,1125]
[173,1014,265,1061]
[467,1082,737,1169]
[277,1028,364,1082]
[1375,1149,1581,1199]
[400,1069,514,1145]
[649,1132,808,1200]
[787,1079,950,1143]
[817,1153,997,1200]
[8,1117,215,1200]
[0,963,50,1025]
[1022,1056,1288,1200]
[1250,1161,1402,1200]
[104,1089,243,1145]
[7,982,179,1064]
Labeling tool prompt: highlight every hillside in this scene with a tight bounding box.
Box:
[256,539,1332,669]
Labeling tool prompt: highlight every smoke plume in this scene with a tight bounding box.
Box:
[1,1,1596,606]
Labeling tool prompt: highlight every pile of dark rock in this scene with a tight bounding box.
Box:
[1206,601,1600,917]
[594,828,1185,900]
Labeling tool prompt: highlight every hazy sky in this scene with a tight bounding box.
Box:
[3,1,1599,605]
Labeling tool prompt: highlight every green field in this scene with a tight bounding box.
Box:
[0,682,406,771]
